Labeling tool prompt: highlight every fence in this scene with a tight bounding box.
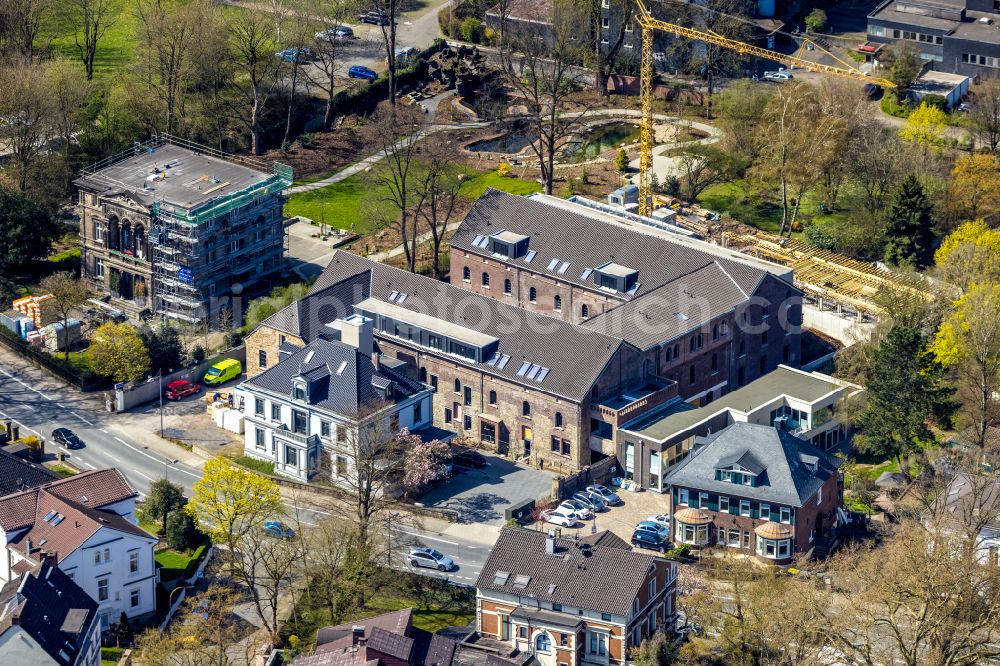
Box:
[115,346,247,411]
[0,325,105,391]
[553,455,620,500]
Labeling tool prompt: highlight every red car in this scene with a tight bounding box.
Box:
[165,380,200,400]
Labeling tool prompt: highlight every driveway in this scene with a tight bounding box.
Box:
[418,453,554,526]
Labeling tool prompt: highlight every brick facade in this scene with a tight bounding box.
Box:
[244,326,305,378]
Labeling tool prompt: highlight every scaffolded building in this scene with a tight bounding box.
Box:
[75,136,292,325]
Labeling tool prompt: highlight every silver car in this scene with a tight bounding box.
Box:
[559,499,594,520]
[573,491,607,512]
[407,547,454,571]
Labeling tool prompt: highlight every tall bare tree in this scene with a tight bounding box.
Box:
[968,78,1000,155]
[0,61,54,190]
[1,0,50,62]
[307,0,356,130]
[848,122,912,217]
[413,140,463,279]
[371,0,401,107]
[46,58,90,191]
[226,9,283,155]
[66,0,121,80]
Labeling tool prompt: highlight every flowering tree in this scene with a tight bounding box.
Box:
[402,432,451,495]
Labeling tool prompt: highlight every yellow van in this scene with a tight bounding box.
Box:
[203,358,242,386]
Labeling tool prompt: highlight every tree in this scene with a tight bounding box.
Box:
[0,0,52,62]
[614,147,629,176]
[140,478,185,534]
[883,174,936,267]
[0,61,54,191]
[500,0,590,194]
[804,8,827,32]
[108,612,133,647]
[931,284,1000,450]
[66,0,121,80]
[714,79,771,176]
[305,0,353,130]
[412,141,463,279]
[226,10,283,155]
[187,457,283,549]
[0,188,59,275]
[140,322,183,374]
[46,58,90,193]
[677,144,732,204]
[371,0,401,107]
[87,322,151,383]
[899,101,949,149]
[848,122,912,216]
[632,631,675,666]
[948,153,1000,224]
[885,42,920,94]
[856,321,953,479]
[165,508,197,550]
[589,0,634,96]
[968,77,1000,154]
[935,219,1000,292]
[402,436,450,495]
[38,272,88,362]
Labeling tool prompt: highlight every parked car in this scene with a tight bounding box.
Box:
[203,359,242,386]
[646,514,671,528]
[389,46,418,65]
[451,449,489,469]
[348,65,378,80]
[52,427,83,449]
[165,379,201,400]
[315,25,353,40]
[631,529,671,553]
[634,520,670,540]
[261,520,295,540]
[558,499,593,520]
[359,10,391,25]
[764,69,793,81]
[573,491,607,512]
[586,484,622,506]
[540,507,580,528]
[275,47,315,63]
[863,83,882,100]
[408,547,454,571]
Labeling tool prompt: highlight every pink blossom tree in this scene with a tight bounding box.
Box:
[402,434,451,495]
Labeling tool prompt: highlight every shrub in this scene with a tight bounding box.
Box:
[235,455,275,476]
[497,162,511,177]
[804,8,827,32]
[166,509,198,550]
[191,345,206,363]
[224,330,244,349]
[17,436,40,450]
[460,17,484,43]
[920,94,949,112]
[667,544,691,559]
[665,175,681,196]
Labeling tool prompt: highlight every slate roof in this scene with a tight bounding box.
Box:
[245,337,426,418]
[476,528,657,616]
[0,469,136,532]
[266,271,372,340]
[0,561,97,666]
[302,609,457,666]
[0,448,60,496]
[452,190,783,302]
[280,251,628,403]
[662,422,843,508]
[316,609,413,649]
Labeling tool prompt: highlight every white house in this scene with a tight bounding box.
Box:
[236,315,441,483]
[0,469,157,629]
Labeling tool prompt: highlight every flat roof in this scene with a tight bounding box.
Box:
[355,297,500,348]
[75,143,273,212]
[492,230,529,244]
[622,366,856,442]
[597,262,637,278]
[952,13,1000,39]
[868,2,960,29]
[911,70,970,97]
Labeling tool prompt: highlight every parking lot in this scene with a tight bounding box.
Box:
[549,486,673,548]
[418,453,554,525]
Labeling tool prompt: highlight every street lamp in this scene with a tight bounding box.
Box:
[157,369,164,438]
[164,455,178,482]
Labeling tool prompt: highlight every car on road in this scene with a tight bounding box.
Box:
[348,65,378,80]
[261,520,295,540]
[407,547,454,571]
[540,507,580,528]
[52,427,83,449]
[635,520,670,540]
[586,484,622,506]
[646,514,671,528]
[763,70,793,81]
[572,491,607,512]
[359,10,391,25]
[558,499,593,520]
[631,529,671,553]
[451,449,489,469]
[203,359,242,386]
[165,379,201,400]
[316,26,353,41]
[275,47,315,63]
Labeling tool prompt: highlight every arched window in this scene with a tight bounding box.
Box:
[665,346,672,362]
[529,287,537,303]
[689,365,696,385]
[463,266,471,281]
[504,278,512,294]
[535,633,551,653]
[454,379,461,393]
[482,272,490,287]
[555,412,563,428]
[554,295,562,311]
[581,304,589,318]
[522,401,531,417]
[673,343,680,358]
[418,367,427,382]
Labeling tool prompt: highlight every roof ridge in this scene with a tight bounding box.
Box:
[712,259,750,299]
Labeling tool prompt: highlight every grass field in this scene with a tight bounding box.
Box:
[44,2,140,80]
[363,594,474,633]
[155,537,210,582]
[698,180,851,237]
[48,464,79,478]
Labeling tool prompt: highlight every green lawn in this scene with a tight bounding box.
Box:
[155,537,210,582]
[284,169,542,229]
[697,180,851,237]
[48,464,78,478]
[44,2,140,80]
[102,647,126,666]
[364,594,474,633]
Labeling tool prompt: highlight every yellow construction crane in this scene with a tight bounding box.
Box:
[634,0,896,215]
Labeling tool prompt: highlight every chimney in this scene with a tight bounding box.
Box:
[545,531,555,555]
[26,538,32,554]
[372,351,380,370]
[352,626,366,645]
[340,314,373,357]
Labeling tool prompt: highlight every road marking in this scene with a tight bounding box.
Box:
[132,468,155,482]
[0,368,53,400]
[393,529,459,546]
[112,435,200,479]
[70,411,95,426]
[100,429,109,434]
[82,461,97,470]
[59,447,73,455]
[57,403,66,409]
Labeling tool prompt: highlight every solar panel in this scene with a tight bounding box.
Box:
[558,261,571,274]
[517,361,531,376]
[546,258,559,271]
[524,250,537,263]
[581,268,593,280]
[535,367,550,382]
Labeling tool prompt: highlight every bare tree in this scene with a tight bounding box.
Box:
[39,272,88,362]
[590,0,633,96]
[676,144,732,203]
[1,0,51,63]
[968,78,1000,155]
[226,10,284,155]
[848,122,912,216]
[501,0,590,194]
[281,13,313,148]
[413,140,463,279]
[370,0,401,106]
[46,58,90,191]
[65,0,120,80]
[0,62,54,190]
[307,0,355,130]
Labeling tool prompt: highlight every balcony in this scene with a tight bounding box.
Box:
[591,377,678,424]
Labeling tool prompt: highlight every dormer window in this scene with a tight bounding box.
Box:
[592,262,639,293]
[714,450,766,488]
[488,230,530,259]
[293,381,307,402]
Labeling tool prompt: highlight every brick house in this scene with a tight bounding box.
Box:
[449,191,803,410]
[662,422,843,563]
[475,528,677,666]
[245,251,677,473]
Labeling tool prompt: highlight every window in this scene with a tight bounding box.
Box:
[562,439,570,455]
[129,551,139,573]
[482,422,497,445]
[560,632,568,646]
[522,401,531,417]
[554,295,562,311]
[482,272,490,287]
[285,446,299,467]
[444,408,452,424]
[780,507,791,523]
[601,17,610,28]
[463,266,471,281]
[254,398,265,417]
[454,379,461,393]
[740,499,751,517]
[678,488,689,506]
[258,349,267,369]
[418,367,427,383]
[504,278,512,294]
[719,496,729,512]
[590,631,607,655]
[581,304,589,318]
[529,287,537,303]
[271,403,280,421]
[689,365,696,385]
[98,578,109,602]
[698,491,708,507]
[552,436,561,452]
[817,486,822,505]
[711,353,718,374]
[501,614,511,640]
[293,385,306,401]
[601,612,612,622]
[94,257,105,278]
[739,340,746,356]
[292,410,307,434]
[430,374,438,391]
[555,412,563,428]
[760,504,770,521]
[130,589,140,608]
[464,414,472,430]
[255,428,266,450]
[336,456,347,477]
[464,386,472,406]
[648,577,657,597]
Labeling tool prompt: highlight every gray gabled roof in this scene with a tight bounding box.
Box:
[287,251,628,403]
[0,448,59,496]
[476,527,657,616]
[265,271,371,340]
[245,337,425,418]
[663,422,842,508]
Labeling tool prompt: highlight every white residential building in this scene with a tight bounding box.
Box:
[0,470,157,629]
[236,315,443,483]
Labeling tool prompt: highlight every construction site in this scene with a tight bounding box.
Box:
[75,136,293,325]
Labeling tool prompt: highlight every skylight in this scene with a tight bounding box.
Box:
[494,571,511,585]
[581,268,593,280]
[557,261,571,274]
[546,258,560,271]
[517,361,531,376]
[336,361,348,375]
[51,515,65,526]
[524,250,537,263]
[304,351,315,364]
[43,510,57,523]
[513,575,531,589]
